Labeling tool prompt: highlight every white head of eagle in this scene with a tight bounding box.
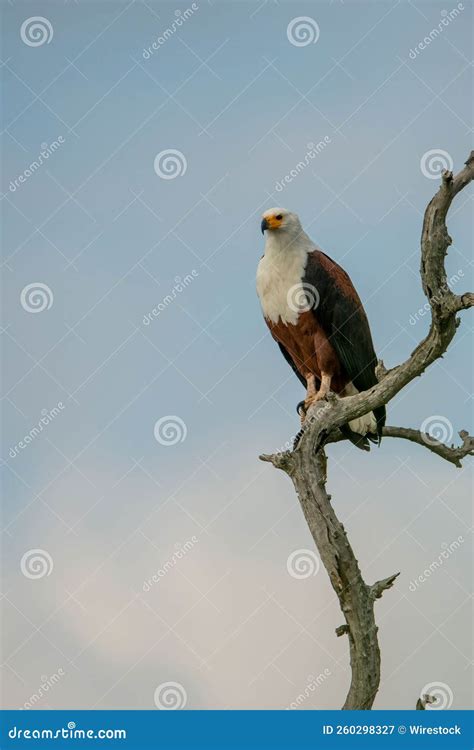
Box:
[260,207,306,239]
[256,207,386,450]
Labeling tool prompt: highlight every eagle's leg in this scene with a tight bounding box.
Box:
[318,372,332,399]
[304,372,331,413]
[305,374,317,401]
[304,372,331,411]
[299,374,316,425]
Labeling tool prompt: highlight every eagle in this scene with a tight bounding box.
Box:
[256,207,385,451]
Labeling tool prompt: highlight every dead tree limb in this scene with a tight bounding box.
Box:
[260,153,473,710]
[325,425,474,468]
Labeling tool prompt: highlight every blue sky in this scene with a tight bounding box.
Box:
[1,0,472,711]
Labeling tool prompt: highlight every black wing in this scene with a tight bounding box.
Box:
[278,342,307,388]
[304,250,386,437]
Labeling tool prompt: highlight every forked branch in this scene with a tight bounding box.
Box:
[260,153,473,709]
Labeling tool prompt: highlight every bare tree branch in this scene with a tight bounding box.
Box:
[260,153,473,710]
[369,573,400,601]
[380,427,474,468]
[322,424,474,468]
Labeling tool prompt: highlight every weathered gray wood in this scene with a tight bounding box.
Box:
[260,153,473,710]
[327,425,474,468]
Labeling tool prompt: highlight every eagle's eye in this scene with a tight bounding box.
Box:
[275,214,283,221]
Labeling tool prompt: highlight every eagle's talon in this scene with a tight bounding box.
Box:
[304,393,318,410]
[296,400,307,426]
[304,390,329,411]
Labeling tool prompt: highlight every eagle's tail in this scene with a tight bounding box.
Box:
[340,423,371,451]
[347,402,386,447]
